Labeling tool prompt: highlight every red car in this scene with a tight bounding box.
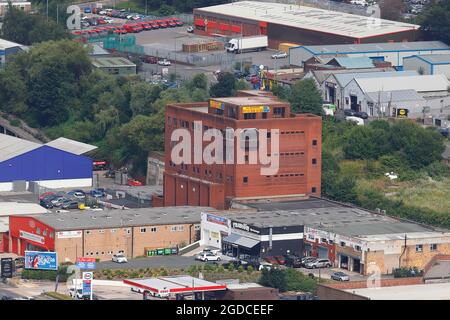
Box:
[138,22,152,30]
[274,256,286,265]
[264,256,279,265]
[127,179,143,187]
[140,55,157,64]
[172,18,183,26]
[150,21,160,29]
[39,192,55,200]
[157,20,168,28]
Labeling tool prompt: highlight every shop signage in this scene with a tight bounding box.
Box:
[210,100,225,110]
[19,230,44,244]
[1,258,14,278]
[146,247,178,256]
[396,108,409,118]
[231,221,261,235]
[206,213,228,226]
[82,272,93,300]
[57,230,82,239]
[76,257,96,269]
[242,106,270,114]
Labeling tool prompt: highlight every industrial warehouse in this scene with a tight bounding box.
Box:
[200,198,450,276]
[0,134,97,191]
[7,206,206,263]
[193,1,420,48]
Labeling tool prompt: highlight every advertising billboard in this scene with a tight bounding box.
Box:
[1,258,14,278]
[24,251,58,271]
[82,272,93,300]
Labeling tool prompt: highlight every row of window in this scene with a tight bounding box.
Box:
[140,226,185,233]
[86,228,130,235]
[85,250,124,256]
[416,244,438,252]
[35,227,54,238]
[265,173,305,178]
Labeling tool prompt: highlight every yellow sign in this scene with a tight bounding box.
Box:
[242,106,270,113]
[210,100,224,110]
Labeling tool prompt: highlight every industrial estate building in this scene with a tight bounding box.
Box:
[0,37,27,68]
[193,1,420,48]
[91,57,137,75]
[200,198,450,275]
[8,206,206,263]
[289,41,450,68]
[163,94,322,209]
[0,134,97,191]
[403,54,450,79]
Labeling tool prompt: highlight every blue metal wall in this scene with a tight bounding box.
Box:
[0,146,92,182]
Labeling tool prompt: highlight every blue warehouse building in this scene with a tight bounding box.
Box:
[0,134,97,191]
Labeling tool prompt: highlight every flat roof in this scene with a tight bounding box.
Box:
[212,96,285,106]
[196,1,419,39]
[92,57,136,68]
[124,275,227,293]
[298,41,450,54]
[345,282,450,300]
[214,198,446,238]
[29,206,210,231]
[406,54,450,64]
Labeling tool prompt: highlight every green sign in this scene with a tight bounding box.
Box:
[147,247,178,256]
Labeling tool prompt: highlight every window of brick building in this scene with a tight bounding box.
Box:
[140,227,147,233]
[416,244,423,252]
[430,244,438,251]
[243,177,248,183]
[312,187,317,193]
[312,139,317,146]
[244,113,256,119]
[312,158,317,165]
[151,227,157,232]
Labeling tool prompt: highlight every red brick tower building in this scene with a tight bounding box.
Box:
[163,94,322,209]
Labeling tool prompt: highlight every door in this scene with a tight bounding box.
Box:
[317,246,328,259]
[350,95,359,111]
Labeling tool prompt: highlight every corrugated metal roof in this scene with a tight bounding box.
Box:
[355,74,450,93]
[330,57,375,69]
[303,41,450,54]
[0,134,41,162]
[333,70,418,87]
[311,67,394,84]
[406,54,450,64]
[196,1,419,38]
[0,202,49,217]
[365,89,425,104]
[0,38,25,51]
[45,137,97,155]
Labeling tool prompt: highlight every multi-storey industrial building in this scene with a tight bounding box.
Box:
[163,94,322,209]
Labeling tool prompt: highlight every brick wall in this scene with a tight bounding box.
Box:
[317,284,368,300]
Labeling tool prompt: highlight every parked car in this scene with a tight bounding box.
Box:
[202,247,221,255]
[304,258,333,269]
[274,255,286,265]
[222,259,248,269]
[354,111,369,119]
[301,257,317,267]
[39,199,54,209]
[157,59,171,66]
[90,189,104,198]
[39,192,55,200]
[141,55,158,64]
[264,256,279,264]
[195,252,221,262]
[112,253,128,263]
[69,288,83,299]
[271,51,288,59]
[331,272,350,281]
[68,191,85,200]
[51,196,68,207]
[284,254,302,268]
[60,201,80,210]
[257,261,273,271]
[344,109,357,117]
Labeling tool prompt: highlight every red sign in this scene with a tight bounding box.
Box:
[77,257,96,263]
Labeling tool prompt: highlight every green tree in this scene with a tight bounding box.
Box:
[1,5,69,45]
[259,268,287,292]
[342,126,392,160]
[418,0,450,44]
[288,79,323,115]
[390,121,445,169]
[209,72,236,97]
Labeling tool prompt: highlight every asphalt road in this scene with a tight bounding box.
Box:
[96,255,206,270]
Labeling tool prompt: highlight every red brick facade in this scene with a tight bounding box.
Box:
[163,95,322,209]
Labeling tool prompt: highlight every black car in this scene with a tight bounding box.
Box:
[344,109,357,117]
[61,201,80,210]
[354,111,369,119]
[39,200,54,209]
[284,254,302,268]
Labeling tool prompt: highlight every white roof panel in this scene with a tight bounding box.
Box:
[45,137,97,155]
[0,202,49,217]
[196,1,419,38]
[354,74,450,93]
[0,134,41,162]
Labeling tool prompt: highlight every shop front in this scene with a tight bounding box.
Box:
[200,212,231,250]
[222,233,261,259]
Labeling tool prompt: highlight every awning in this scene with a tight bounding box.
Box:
[222,233,259,249]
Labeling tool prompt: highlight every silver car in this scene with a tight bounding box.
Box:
[304,258,332,269]
[331,272,350,281]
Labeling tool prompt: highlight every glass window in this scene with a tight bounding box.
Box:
[430,244,437,251]
[416,244,423,252]
[140,227,147,233]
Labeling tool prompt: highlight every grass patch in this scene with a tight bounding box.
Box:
[44,291,73,300]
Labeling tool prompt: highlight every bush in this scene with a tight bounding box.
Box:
[237,266,244,273]
[247,266,254,274]
[393,267,423,278]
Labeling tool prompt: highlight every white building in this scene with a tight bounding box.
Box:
[289,41,450,68]
[343,74,450,117]
[403,54,450,79]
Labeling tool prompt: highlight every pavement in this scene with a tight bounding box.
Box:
[96,255,204,270]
